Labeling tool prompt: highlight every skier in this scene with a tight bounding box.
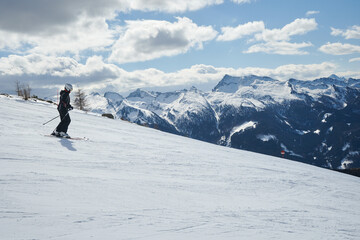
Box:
[52,83,74,138]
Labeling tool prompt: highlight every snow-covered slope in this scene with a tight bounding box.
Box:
[1,95,359,240]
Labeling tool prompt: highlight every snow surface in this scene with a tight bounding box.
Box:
[227,121,257,146]
[257,134,277,142]
[321,113,332,123]
[1,95,360,240]
[343,143,351,151]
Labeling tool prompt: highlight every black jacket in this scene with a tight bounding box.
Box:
[57,90,72,112]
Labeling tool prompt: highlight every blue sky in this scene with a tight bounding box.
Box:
[0,0,359,97]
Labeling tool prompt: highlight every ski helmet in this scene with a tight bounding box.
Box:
[65,83,73,92]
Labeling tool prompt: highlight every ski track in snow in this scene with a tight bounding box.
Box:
[0,95,360,240]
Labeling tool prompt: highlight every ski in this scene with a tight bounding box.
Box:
[44,134,89,141]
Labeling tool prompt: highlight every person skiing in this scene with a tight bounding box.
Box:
[52,83,74,138]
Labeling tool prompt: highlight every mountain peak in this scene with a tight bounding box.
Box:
[189,86,198,92]
[328,74,347,81]
[127,88,156,99]
[104,92,124,104]
[212,74,277,93]
[90,92,101,96]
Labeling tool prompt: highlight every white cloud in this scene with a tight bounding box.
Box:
[217,21,265,41]
[109,17,218,64]
[101,61,340,93]
[266,62,336,80]
[0,54,119,87]
[1,14,219,62]
[330,28,344,37]
[0,53,344,95]
[254,18,317,42]
[335,70,360,79]
[217,18,317,44]
[178,62,337,84]
[0,15,116,57]
[0,0,223,35]
[349,57,360,63]
[124,0,224,13]
[216,18,317,55]
[231,0,254,4]
[34,16,115,56]
[331,25,360,39]
[306,10,320,16]
[0,30,26,50]
[0,54,78,76]
[319,42,360,55]
[0,0,116,35]
[245,41,313,55]
[0,0,223,59]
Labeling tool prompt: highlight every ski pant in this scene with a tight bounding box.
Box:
[56,109,71,133]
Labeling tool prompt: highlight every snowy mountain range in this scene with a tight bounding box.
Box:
[86,74,360,170]
[1,94,360,239]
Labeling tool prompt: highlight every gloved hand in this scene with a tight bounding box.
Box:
[68,106,74,111]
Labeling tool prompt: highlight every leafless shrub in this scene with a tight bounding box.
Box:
[15,81,31,100]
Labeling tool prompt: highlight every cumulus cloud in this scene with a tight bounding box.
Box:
[265,62,336,80]
[0,0,222,58]
[0,54,83,77]
[109,17,218,64]
[0,15,117,57]
[331,25,360,39]
[217,21,265,41]
[217,18,317,55]
[1,14,219,62]
[35,16,115,56]
[0,53,345,96]
[0,0,223,35]
[124,0,224,13]
[0,0,117,35]
[319,42,360,55]
[180,62,337,84]
[254,18,317,42]
[245,41,313,55]
[0,54,119,91]
[248,18,316,55]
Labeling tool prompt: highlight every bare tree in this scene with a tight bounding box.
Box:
[15,81,31,100]
[73,88,88,111]
[23,84,31,100]
[15,80,23,97]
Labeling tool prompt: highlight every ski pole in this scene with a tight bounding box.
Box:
[59,111,70,124]
[43,109,71,126]
[43,114,59,125]
[51,111,71,133]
